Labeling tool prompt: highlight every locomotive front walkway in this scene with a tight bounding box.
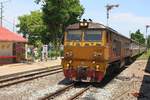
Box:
[0,58,61,77]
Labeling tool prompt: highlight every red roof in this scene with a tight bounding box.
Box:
[0,27,27,42]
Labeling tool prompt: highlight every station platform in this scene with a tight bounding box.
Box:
[0,58,61,77]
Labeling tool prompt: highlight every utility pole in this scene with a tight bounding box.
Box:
[0,2,3,26]
[106,4,119,26]
[13,18,15,32]
[0,0,11,27]
[146,25,150,49]
[146,25,150,37]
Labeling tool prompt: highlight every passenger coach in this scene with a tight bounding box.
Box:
[61,21,146,82]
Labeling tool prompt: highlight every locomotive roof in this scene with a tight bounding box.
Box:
[67,22,121,34]
[67,22,130,40]
[67,22,106,30]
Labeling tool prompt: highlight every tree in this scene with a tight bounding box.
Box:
[131,29,145,44]
[35,0,84,43]
[17,11,49,46]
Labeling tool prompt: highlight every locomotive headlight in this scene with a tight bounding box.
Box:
[67,64,70,67]
[65,51,73,58]
[93,52,97,57]
[96,65,99,68]
[93,52,102,58]
[79,22,89,28]
[66,63,70,69]
[84,22,88,26]
[96,65,100,71]
[69,60,72,64]
[69,51,73,56]
[80,22,84,26]
[92,61,96,64]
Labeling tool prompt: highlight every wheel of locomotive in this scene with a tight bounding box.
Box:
[113,61,121,73]
[125,57,133,65]
[105,64,115,76]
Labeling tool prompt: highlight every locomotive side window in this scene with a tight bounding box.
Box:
[67,30,82,41]
[84,30,102,41]
[106,31,111,43]
[110,32,112,41]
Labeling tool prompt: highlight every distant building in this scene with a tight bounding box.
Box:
[0,27,27,65]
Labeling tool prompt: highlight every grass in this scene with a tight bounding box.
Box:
[137,49,150,60]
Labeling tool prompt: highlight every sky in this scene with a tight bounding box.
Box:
[1,0,41,31]
[1,0,150,38]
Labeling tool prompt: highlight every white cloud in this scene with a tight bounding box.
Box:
[111,13,150,25]
[106,13,150,37]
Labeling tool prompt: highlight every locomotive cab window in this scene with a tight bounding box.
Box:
[84,30,102,41]
[67,30,82,41]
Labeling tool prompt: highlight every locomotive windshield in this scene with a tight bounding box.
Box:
[67,30,82,41]
[84,30,102,41]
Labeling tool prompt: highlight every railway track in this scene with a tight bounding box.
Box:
[68,85,91,100]
[41,65,127,100]
[41,83,91,100]
[0,65,63,88]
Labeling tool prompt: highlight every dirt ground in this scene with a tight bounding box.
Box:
[114,59,149,100]
[81,58,150,100]
[109,59,150,100]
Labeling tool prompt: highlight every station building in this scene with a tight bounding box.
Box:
[0,27,27,64]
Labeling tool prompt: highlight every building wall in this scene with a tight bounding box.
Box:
[0,41,26,64]
[0,42,13,64]
[0,42,13,56]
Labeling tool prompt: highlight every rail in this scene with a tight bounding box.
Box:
[41,83,90,100]
[0,65,62,88]
[41,83,75,100]
[68,86,91,100]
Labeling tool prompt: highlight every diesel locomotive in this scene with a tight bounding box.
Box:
[61,21,146,82]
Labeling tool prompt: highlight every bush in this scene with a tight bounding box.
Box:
[48,50,63,59]
[60,50,64,57]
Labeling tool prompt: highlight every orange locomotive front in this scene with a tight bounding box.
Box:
[61,21,110,82]
[62,21,146,82]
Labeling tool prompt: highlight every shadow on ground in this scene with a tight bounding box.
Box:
[138,56,150,100]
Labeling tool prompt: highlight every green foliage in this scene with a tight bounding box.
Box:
[60,49,64,57]
[18,1,84,47]
[48,50,60,59]
[17,11,49,46]
[131,29,145,44]
[138,49,150,60]
[35,0,84,42]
